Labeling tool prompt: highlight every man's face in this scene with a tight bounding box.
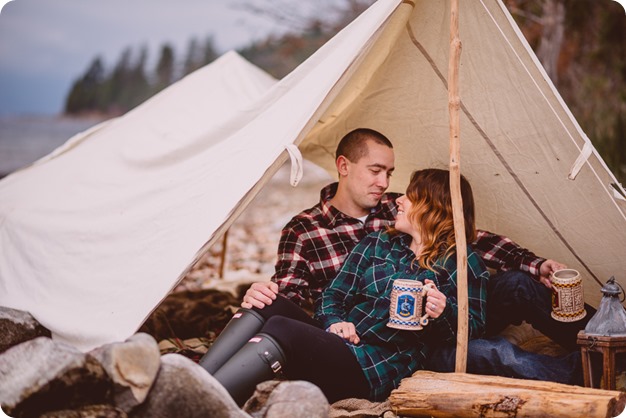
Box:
[344,140,395,210]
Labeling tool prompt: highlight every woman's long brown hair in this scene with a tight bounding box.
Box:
[398,168,476,272]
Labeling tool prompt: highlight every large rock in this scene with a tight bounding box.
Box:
[89,333,160,413]
[0,306,51,354]
[129,353,249,418]
[244,380,329,418]
[0,337,112,418]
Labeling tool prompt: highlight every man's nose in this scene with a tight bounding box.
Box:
[377,174,389,189]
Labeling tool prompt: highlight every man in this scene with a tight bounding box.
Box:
[204,128,590,384]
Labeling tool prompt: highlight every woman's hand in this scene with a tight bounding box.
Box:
[329,321,360,344]
[424,279,446,319]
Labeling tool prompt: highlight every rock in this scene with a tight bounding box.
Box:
[89,333,160,413]
[0,337,112,418]
[39,404,128,418]
[0,306,51,354]
[129,353,249,418]
[244,380,329,418]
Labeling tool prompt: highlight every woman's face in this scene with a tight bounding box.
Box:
[395,194,419,237]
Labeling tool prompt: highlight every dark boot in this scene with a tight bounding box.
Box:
[199,308,265,374]
[213,333,286,406]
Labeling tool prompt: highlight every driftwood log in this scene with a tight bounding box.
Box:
[389,371,626,418]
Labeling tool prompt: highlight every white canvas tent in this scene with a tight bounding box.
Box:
[1,0,624,352]
[0,51,278,350]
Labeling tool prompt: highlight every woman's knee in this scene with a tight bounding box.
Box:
[260,316,301,343]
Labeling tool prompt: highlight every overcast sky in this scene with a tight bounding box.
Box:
[0,0,624,116]
[0,0,297,116]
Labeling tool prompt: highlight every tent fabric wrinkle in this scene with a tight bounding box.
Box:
[0,0,623,351]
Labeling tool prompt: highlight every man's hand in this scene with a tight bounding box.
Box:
[539,259,567,289]
[241,281,279,309]
[329,321,360,344]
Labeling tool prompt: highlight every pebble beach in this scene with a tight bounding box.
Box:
[177,161,333,295]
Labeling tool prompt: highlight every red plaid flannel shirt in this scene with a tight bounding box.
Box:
[272,183,545,307]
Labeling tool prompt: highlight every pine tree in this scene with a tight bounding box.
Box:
[154,44,175,94]
[64,56,105,114]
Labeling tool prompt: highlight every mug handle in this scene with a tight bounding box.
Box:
[419,283,437,326]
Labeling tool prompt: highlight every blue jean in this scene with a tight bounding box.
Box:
[486,270,594,352]
[424,270,593,384]
[424,336,584,385]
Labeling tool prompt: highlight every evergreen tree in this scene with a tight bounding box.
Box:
[154,44,175,94]
[127,46,151,108]
[183,37,203,76]
[103,47,133,114]
[64,56,105,114]
[202,35,219,67]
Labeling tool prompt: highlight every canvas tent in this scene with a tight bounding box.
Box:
[0,0,624,352]
[0,51,278,350]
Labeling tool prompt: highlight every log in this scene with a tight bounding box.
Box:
[389,371,626,418]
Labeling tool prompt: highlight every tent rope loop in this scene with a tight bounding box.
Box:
[284,144,304,187]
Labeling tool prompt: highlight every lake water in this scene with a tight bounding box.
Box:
[0,115,105,177]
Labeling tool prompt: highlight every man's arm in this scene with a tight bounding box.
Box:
[473,230,544,277]
[241,223,313,309]
[473,230,566,287]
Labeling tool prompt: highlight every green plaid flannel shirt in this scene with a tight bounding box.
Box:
[315,230,489,401]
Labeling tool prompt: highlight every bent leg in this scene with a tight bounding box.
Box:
[262,316,370,403]
[425,337,583,385]
[199,296,320,374]
[487,271,595,351]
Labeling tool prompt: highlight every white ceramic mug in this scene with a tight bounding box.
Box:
[387,279,435,330]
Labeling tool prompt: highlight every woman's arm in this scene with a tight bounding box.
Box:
[313,232,380,328]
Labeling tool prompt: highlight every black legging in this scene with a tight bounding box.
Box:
[251,296,370,402]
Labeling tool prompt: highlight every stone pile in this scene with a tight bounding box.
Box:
[0,306,330,418]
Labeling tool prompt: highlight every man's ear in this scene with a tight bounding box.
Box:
[336,155,349,177]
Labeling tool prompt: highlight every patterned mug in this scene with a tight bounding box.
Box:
[550,268,587,322]
[387,279,435,330]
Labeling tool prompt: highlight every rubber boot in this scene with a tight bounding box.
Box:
[213,333,286,406]
[198,308,265,374]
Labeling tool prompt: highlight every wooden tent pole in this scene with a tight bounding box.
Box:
[448,0,468,373]
[218,228,229,279]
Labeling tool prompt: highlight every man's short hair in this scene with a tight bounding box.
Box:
[335,128,393,163]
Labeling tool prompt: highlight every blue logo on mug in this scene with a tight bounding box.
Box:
[397,294,415,318]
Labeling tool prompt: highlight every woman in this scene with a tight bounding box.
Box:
[199,169,489,405]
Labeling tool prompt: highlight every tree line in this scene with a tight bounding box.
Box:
[64,36,219,116]
[63,0,625,184]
